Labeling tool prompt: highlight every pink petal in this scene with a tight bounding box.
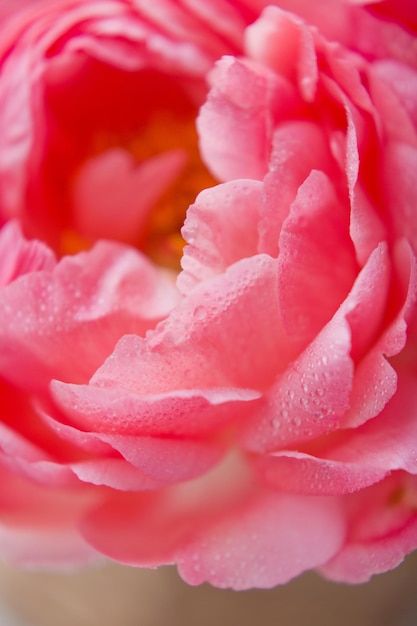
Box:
[382,142,417,251]
[78,452,255,567]
[349,183,387,267]
[0,220,55,287]
[258,451,386,496]
[198,55,297,181]
[240,314,354,452]
[95,434,226,484]
[178,179,262,294]
[45,386,228,486]
[0,463,90,523]
[69,458,163,491]
[89,254,298,391]
[0,241,179,391]
[320,474,417,582]
[277,170,358,348]
[52,380,259,438]
[343,240,417,427]
[259,365,417,495]
[259,121,337,257]
[244,6,318,101]
[177,490,345,589]
[72,147,187,242]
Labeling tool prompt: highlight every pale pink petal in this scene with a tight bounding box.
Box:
[0,524,99,568]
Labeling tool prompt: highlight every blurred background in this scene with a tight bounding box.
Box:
[0,553,416,626]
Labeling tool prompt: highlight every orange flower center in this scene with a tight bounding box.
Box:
[55,67,216,270]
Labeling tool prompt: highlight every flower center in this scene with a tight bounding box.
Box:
[42,61,216,269]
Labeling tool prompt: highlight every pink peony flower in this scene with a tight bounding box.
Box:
[1,0,417,590]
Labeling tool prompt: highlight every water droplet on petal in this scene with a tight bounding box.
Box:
[193,305,207,320]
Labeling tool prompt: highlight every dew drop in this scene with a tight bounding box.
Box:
[193,305,207,320]
[272,417,281,431]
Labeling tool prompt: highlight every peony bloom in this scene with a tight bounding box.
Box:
[0,0,417,590]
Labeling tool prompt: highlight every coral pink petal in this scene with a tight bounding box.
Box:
[69,458,163,491]
[0,220,55,287]
[321,514,417,583]
[258,452,387,496]
[79,490,190,567]
[96,434,226,484]
[341,242,390,359]
[179,0,247,48]
[45,389,229,484]
[72,147,186,242]
[241,314,353,452]
[89,254,298,392]
[52,381,259,438]
[245,6,318,101]
[344,241,417,427]
[349,184,387,267]
[0,463,95,523]
[0,241,179,391]
[259,121,337,257]
[0,453,77,489]
[332,368,417,474]
[373,60,417,132]
[179,179,262,294]
[320,475,417,583]
[177,491,345,590]
[78,452,254,568]
[382,142,417,250]
[259,366,417,497]
[197,55,289,181]
[277,170,358,347]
